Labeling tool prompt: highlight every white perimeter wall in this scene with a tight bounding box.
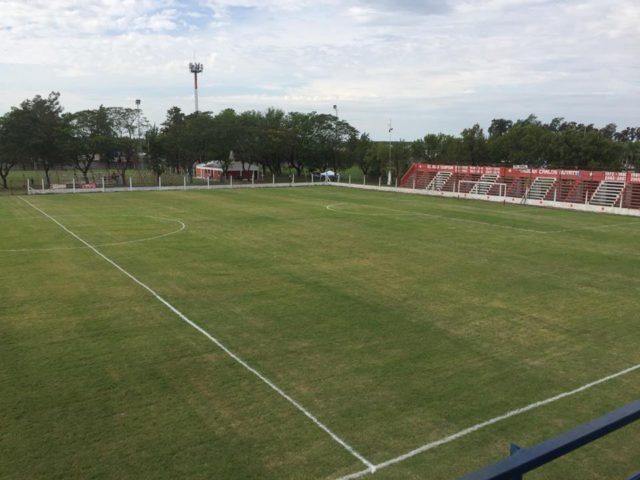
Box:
[330,182,640,218]
[27,180,640,218]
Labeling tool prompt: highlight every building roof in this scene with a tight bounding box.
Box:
[203,161,259,172]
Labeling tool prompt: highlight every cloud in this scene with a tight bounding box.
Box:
[0,0,638,138]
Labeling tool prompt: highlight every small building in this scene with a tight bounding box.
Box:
[196,160,260,180]
[195,163,223,180]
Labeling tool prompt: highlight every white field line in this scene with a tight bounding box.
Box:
[18,196,375,473]
[337,362,640,480]
[326,203,639,236]
[0,216,186,253]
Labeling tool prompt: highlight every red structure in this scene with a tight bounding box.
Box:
[400,164,640,210]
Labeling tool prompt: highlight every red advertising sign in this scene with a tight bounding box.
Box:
[409,163,635,182]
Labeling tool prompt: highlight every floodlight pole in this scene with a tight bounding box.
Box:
[388,120,393,182]
[333,104,339,172]
[135,99,141,136]
[135,99,142,168]
[189,62,204,113]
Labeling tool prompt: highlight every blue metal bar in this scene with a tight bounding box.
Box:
[459,400,640,480]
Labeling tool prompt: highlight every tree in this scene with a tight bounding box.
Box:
[599,123,617,140]
[488,122,552,167]
[156,107,217,180]
[409,139,426,162]
[459,124,489,165]
[145,125,166,182]
[547,117,564,132]
[107,107,139,184]
[68,105,113,182]
[488,118,513,138]
[353,133,374,175]
[158,106,187,173]
[423,133,451,161]
[0,109,30,188]
[12,92,70,186]
[234,110,264,173]
[211,109,240,177]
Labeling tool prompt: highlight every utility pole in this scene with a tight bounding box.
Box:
[189,62,203,113]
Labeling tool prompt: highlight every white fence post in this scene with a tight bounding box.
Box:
[311,174,314,185]
[230,176,233,188]
[378,177,381,187]
[72,177,76,193]
[395,178,398,188]
[363,175,366,186]
[348,175,351,184]
[42,178,45,192]
[183,175,186,190]
[129,176,132,191]
[159,176,162,190]
[412,178,416,189]
[272,174,275,185]
[207,176,210,188]
[252,174,254,185]
[102,177,105,192]
[27,178,31,195]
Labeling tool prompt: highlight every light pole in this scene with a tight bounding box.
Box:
[135,99,142,169]
[333,104,339,172]
[333,105,340,174]
[135,99,141,138]
[189,62,203,113]
[388,120,393,184]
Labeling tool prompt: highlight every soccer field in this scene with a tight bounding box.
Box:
[2,186,639,479]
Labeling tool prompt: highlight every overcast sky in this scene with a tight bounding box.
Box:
[1,0,638,139]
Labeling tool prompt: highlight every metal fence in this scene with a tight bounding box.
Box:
[459,400,640,480]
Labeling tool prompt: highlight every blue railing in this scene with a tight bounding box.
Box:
[459,400,640,480]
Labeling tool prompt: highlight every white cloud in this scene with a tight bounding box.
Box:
[0,0,638,138]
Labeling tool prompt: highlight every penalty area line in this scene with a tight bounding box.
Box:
[337,361,640,479]
[18,196,375,473]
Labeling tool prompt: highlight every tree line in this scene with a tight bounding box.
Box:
[146,105,361,181]
[1,92,638,189]
[401,115,640,173]
[0,91,366,188]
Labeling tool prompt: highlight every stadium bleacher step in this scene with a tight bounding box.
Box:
[526,177,556,200]
[425,172,452,191]
[470,173,499,194]
[589,181,625,207]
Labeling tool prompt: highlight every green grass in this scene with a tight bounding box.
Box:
[1,187,639,479]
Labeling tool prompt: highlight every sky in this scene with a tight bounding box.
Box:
[0,0,638,140]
